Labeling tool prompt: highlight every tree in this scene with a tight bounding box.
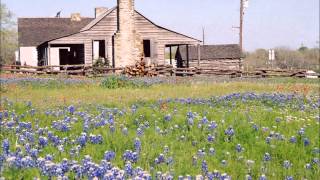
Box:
[0,3,17,65]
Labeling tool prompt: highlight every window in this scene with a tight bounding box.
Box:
[143,40,151,58]
[93,40,106,60]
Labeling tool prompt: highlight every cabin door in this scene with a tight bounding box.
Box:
[59,49,69,66]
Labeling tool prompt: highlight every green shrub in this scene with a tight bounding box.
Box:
[100,75,144,89]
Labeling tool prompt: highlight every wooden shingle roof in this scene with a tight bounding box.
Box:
[177,44,242,60]
[18,18,93,46]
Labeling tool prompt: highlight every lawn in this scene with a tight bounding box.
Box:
[0,76,319,179]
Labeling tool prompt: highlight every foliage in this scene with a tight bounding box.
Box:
[244,47,320,71]
[100,75,148,89]
[93,58,109,67]
[0,3,17,65]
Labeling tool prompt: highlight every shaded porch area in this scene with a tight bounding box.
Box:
[165,44,201,68]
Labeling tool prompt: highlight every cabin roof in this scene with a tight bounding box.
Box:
[177,44,242,60]
[18,6,200,47]
[18,17,94,46]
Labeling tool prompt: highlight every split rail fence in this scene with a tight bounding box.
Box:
[0,64,318,78]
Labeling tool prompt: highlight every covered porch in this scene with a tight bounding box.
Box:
[165,43,201,68]
[38,43,85,69]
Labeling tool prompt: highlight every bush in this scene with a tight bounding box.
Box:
[100,76,146,89]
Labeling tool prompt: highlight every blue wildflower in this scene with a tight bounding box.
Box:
[264,153,271,162]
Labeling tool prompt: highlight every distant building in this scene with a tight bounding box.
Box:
[18,0,200,68]
[175,44,243,70]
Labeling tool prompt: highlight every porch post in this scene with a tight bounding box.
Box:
[48,44,51,66]
[186,44,189,68]
[169,46,172,65]
[197,44,201,67]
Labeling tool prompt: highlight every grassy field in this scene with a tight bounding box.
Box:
[0,76,319,179]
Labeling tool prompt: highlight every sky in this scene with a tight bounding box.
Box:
[2,0,319,51]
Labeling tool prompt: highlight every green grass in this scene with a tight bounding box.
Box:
[0,77,319,179]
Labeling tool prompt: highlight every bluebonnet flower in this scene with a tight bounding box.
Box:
[68,105,75,114]
[197,149,206,158]
[303,138,310,146]
[236,144,243,153]
[209,148,215,156]
[212,170,221,178]
[108,114,114,125]
[285,176,294,180]
[2,139,10,155]
[208,121,218,130]
[264,153,271,162]
[157,154,165,164]
[266,137,272,144]
[224,126,235,137]
[166,156,173,166]
[283,160,291,169]
[30,109,36,116]
[38,136,48,147]
[201,160,208,174]
[30,148,39,158]
[246,174,253,180]
[305,163,312,169]
[104,151,116,162]
[124,161,133,177]
[77,133,87,147]
[207,134,215,142]
[187,117,194,126]
[89,134,103,144]
[220,173,231,180]
[312,158,319,166]
[123,150,139,163]
[259,174,267,180]
[131,105,138,114]
[134,138,141,152]
[298,128,305,136]
[136,128,144,136]
[109,125,115,133]
[187,111,195,119]
[289,136,297,143]
[45,154,54,161]
[164,114,172,122]
[201,117,208,124]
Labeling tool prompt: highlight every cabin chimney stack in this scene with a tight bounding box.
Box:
[70,13,81,21]
[117,0,135,32]
[114,0,143,67]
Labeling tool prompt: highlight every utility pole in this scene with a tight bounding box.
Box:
[202,27,205,45]
[240,0,244,53]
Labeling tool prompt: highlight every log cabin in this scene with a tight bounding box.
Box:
[18,0,201,68]
[175,44,243,70]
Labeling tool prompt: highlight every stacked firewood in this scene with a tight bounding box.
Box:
[123,58,158,77]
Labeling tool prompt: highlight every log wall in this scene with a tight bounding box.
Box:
[189,58,242,70]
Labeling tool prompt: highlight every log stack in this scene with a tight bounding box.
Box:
[123,58,158,77]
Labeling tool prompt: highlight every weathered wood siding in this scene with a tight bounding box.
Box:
[50,9,200,66]
[189,59,242,70]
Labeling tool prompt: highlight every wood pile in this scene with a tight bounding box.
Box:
[123,58,160,77]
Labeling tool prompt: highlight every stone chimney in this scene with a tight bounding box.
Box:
[95,7,108,18]
[71,13,81,21]
[114,0,143,67]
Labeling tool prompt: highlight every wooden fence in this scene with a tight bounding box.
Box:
[0,64,318,78]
